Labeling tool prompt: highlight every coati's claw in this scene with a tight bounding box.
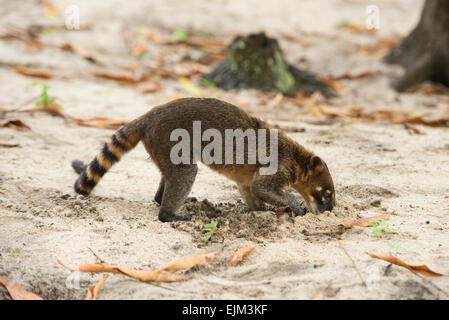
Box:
[185,197,198,203]
[159,213,193,222]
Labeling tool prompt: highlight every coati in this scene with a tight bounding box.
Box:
[71,97,335,222]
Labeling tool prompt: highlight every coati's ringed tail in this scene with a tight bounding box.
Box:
[72,115,146,195]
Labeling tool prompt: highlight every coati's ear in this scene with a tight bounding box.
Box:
[309,156,324,172]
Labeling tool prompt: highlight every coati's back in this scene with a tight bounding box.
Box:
[143,98,303,185]
[73,97,308,195]
[73,98,269,195]
[146,97,267,135]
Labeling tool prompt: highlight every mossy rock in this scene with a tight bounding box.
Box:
[204,32,334,97]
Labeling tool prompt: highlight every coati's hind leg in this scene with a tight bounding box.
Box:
[238,184,267,211]
[154,178,164,205]
[158,164,198,222]
[154,177,197,206]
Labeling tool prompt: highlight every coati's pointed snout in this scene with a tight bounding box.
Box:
[304,197,335,215]
[318,198,335,213]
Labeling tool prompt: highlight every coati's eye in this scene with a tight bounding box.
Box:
[312,191,324,204]
[313,189,333,204]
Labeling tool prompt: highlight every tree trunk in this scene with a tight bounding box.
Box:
[204,32,334,97]
[385,0,449,91]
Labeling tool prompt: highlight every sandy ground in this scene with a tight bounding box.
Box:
[1,0,448,300]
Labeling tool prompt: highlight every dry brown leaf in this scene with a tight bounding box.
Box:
[58,260,184,282]
[296,101,356,122]
[0,28,33,42]
[258,92,284,109]
[338,23,376,34]
[0,141,19,148]
[72,117,130,130]
[141,30,161,42]
[34,102,64,116]
[357,47,390,59]
[173,63,212,78]
[0,119,31,131]
[60,43,98,64]
[186,38,226,52]
[1,104,64,117]
[290,91,326,109]
[139,80,162,94]
[406,83,449,95]
[13,67,52,79]
[404,117,449,128]
[26,40,43,51]
[357,39,396,58]
[339,214,390,228]
[365,252,443,278]
[229,247,255,267]
[19,102,65,117]
[156,251,220,272]
[57,260,119,273]
[279,33,314,46]
[363,110,449,128]
[118,268,184,282]
[198,53,226,64]
[404,123,425,135]
[94,72,144,84]
[268,92,283,108]
[334,71,377,80]
[131,45,148,58]
[153,69,172,79]
[315,106,357,122]
[295,103,449,129]
[319,76,349,95]
[0,277,43,300]
[85,276,108,300]
[312,292,325,300]
[42,1,61,18]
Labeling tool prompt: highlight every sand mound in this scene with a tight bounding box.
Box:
[170,184,390,245]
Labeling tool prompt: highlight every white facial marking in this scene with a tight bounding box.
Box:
[315,186,322,192]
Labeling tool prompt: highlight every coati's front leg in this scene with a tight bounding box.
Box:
[238,184,267,211]
[251,168,306,216]
[158,164,197,222]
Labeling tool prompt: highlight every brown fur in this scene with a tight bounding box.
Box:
[72,97,335,222]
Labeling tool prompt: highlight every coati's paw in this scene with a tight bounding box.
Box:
[291,204,307,216]
[159,213,193,222]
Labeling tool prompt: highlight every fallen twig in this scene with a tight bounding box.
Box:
[338,240,366,287]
